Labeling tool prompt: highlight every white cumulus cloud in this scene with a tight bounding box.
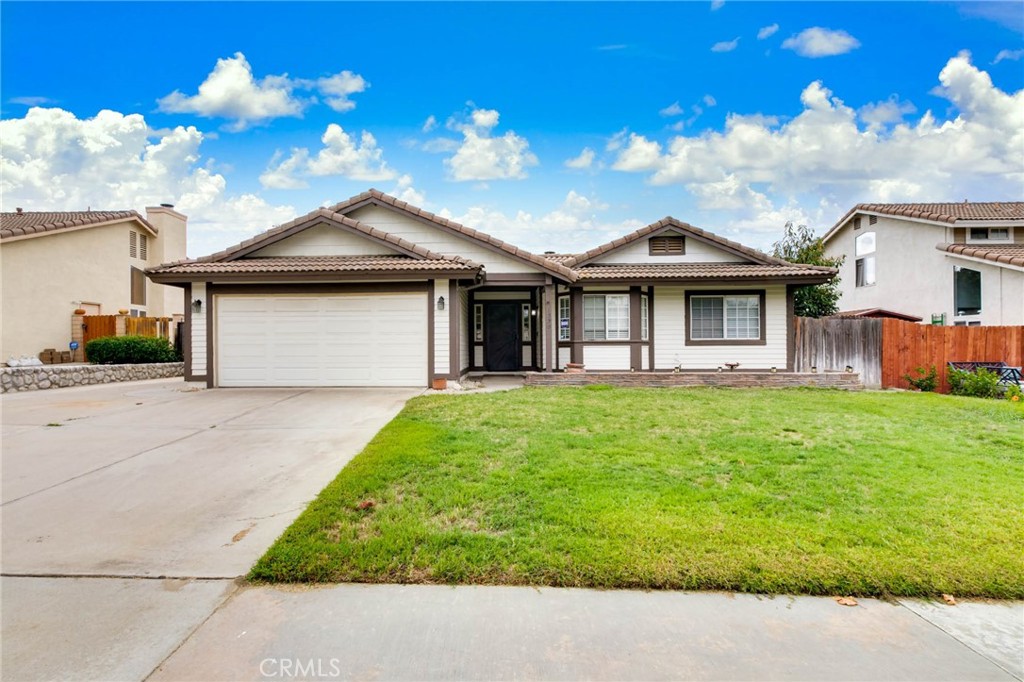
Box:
[157,52,368,130]
[781,27,860,58]
[444,108,538,181]
[757,24,779,40]
[711,38,740,53]
[993,49,1024,64]
[564,147,596,169]
[607,53,1023,238]
[259,124,398,188]
[0,107,296,257]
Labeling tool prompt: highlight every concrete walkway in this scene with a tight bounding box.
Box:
[150,584,1022,681]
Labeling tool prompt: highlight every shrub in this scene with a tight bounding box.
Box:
[1005,384,1023,403]
[948,368,1001,399]
[85,335,180,365]
[903,365,938,392]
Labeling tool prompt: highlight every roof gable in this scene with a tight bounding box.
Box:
[0,210,157,242]
[566,217,788,268]
[331,189,577,281]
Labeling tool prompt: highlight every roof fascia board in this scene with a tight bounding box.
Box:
[940,251,1024,273]
[0,215,158,243]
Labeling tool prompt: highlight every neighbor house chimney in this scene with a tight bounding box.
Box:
[15,207,23,214]
[145,204,189,318]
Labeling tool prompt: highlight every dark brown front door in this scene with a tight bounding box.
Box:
[484,303,520,371]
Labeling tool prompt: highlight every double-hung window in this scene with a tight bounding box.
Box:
[855,232,876,287]
[583,294,629,340]
[689,294,761,341]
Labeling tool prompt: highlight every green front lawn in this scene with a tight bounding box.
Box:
[251,387,1024,598]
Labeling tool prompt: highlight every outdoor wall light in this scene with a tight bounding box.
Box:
[810,366,818,373]
[192,299,202,314]
[845,365,854,373]
[716,366,723,373]
[437,296,445,311]
[770,366,777,373]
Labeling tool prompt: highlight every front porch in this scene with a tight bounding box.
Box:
[524,370,863,390]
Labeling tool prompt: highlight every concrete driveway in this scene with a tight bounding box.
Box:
[1,378,419,681]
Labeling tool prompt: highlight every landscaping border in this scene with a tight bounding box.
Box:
[0,362,184,393]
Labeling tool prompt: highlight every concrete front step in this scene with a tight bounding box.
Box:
[525,371,863,390]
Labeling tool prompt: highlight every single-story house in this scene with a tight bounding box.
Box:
[148,190,834,388]
[1,206,187,360]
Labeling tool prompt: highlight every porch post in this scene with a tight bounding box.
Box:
[544,279,555,372]
[570,287,583,364]
[629,286,642,370]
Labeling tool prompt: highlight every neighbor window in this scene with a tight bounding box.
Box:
[690,295,760,340]
[583,294,629,340]
[855,231,876,287]
[954,266,981,316]
[649,235,685,255]
[969,228,1010,241]
[558,296,570,341]
[640,295,649,341]
[130,266,146,306]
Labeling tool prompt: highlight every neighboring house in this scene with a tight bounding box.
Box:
[1,206,188,359]
[148,189,833,388]
[822,202,1024,326]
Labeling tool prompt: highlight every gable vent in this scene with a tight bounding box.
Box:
[140,234,148,260]
[869,215,878,226]
[129,230,138,258]
[649,235,685,255]
[853,216,861,230]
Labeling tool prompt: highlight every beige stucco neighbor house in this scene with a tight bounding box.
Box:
[822,202,1024,326]
[0,206,187,360]
[148,189,833,388]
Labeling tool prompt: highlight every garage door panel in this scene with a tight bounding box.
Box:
[216,293,427,387]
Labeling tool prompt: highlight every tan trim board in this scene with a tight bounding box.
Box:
[427,279,435,386]
[647,286,655,371]
[208,282,429,296]
[148,270,475,284]
[629,286,642,370]
[786,286,796,371]
[206,284,214,388]
[448,279,460,380]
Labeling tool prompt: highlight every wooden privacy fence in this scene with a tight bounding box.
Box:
[881,318,1024,393]
[81,315,118,348]
[81,314,175,361]
[125,316,174,339]
[793,317,883,388]
[795,316,1024,392]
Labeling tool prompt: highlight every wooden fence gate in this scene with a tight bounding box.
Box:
[793,317,883,388]
[81,315,118,349]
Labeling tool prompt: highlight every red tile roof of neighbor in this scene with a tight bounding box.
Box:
[574,262,835,282]
[824,202,1024,241]
[938,243,1024,268]
[0,210,157,240]
[832,308,923,322]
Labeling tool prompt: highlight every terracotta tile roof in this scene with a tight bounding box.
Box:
[564,217,797,269]
[824,202,1024,241]
[148,255,479,276]
[187,208,479,268]
[575,262,836,282]
[832,308,923,322]
[0,210,156,240]
[937,243,1024,268]
[541,253,576,262]
[330,189,578,281]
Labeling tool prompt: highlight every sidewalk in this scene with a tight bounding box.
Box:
[150,584,1023,681]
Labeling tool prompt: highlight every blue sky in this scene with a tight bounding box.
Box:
[2,1,1022,258]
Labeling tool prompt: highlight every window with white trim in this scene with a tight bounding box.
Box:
[855,231,876,287]
[558,296,570,341]
[583,294,629,340]
[968,227,1010,242]
[690,295,760,340]
[640,295,649,341]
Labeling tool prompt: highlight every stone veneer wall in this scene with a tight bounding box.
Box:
[525,371,863,390]
[1,363,184,393]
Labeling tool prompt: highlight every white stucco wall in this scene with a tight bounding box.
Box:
[653,284,788,370]
[347,205,540,274]
[823,217,1023,325]
[1,220,181,359]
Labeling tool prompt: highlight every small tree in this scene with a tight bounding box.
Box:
[771,221,845,318]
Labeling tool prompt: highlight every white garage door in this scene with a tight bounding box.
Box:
[216,293,427,387]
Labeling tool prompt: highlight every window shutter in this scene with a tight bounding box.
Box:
[129,230,137,258]
[140,234,148,260]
